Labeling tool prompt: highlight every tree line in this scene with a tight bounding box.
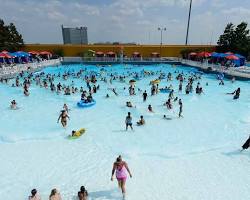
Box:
[0,19,24,52]
[217,21,250,59]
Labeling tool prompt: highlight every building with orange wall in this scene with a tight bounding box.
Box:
[23,44,216,57]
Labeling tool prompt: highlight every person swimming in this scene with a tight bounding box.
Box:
[137,115,145,126]
[111,155,132,199]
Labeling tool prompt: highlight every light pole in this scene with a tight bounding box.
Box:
[185,0,193,45]
[158,27,166,57]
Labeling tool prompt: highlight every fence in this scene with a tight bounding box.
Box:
[0,59,61,79]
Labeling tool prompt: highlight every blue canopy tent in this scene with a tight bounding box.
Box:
[234,54,246,66]
[211,53,227,58]
[11,51,31,63]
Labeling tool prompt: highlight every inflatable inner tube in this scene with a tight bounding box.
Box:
[77,100,96,108]
[159,88,172,93]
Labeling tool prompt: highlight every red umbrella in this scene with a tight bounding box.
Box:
[151,52,160,57]
[225,52,233,55]
[1,50,9,54]
[197,52,211,58]
[106,51,115,57]
[0,53,13,58]
[39,51,52,55]
[132,52,141,57]
[95,51,104,57]
[226,55,239,60]
[29,51,40,55]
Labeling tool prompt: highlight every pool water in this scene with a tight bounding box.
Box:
[0,64,250,200]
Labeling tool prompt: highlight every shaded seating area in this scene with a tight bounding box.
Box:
[95,51,105,61]
[0,50,53,66]
[151,52,160,61]
[188,51,246,67]
[132,52,141,61]
[106,51,116,61]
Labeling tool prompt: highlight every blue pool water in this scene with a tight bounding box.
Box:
[0,64,250,200]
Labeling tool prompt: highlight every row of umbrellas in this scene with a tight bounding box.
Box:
[0,50,52,58]
[189,51,244,60]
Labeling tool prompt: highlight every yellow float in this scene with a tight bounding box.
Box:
[68,128,86,140]
[150,79,161,85]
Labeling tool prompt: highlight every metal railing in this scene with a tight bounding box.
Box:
[0,59,61,78]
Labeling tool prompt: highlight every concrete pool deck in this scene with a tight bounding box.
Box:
[179,59,250,81]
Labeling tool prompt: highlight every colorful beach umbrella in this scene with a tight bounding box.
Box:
[226,55,239,60]
[0,53,13,58]
[29,51,40,55]
[39,51,52,55]
[197,52,211,58]
[151,52,160,57]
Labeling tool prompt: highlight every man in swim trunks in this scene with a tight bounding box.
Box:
[111,155,132,199]
[125,112,133,131]
[57,110,70,128]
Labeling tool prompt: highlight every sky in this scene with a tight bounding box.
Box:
[0,0,250,45]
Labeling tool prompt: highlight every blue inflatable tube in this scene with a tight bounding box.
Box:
[159,88,172,93]
[77,100,96,108]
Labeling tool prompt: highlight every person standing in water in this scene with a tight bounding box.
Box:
[57,110,70,128]
[143,90,147,102]
[178,99,183,118]
[111,155,132,199]
[125,112,133,131]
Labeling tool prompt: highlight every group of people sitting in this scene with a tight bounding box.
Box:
[28,186,88,200]
[81,91,94,103]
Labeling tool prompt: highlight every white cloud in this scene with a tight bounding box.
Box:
[0,0,249,44]
[74,3,100,16]
[222,7,250,16]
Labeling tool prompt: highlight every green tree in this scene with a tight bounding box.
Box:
[217,22,250,58]
[0,19,24,52]
[217,23,235,52]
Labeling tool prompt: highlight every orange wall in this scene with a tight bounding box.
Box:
[23,44,216,57]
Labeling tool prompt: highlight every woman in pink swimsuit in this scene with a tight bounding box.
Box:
[111,155,132,199]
